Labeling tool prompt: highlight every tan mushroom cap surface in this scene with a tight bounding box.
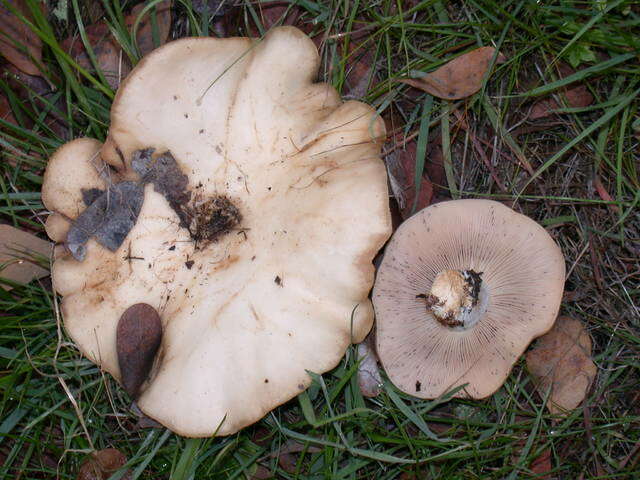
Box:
[373,199,565,399]
[43,27,391,436]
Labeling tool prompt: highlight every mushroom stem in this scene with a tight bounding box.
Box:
[421,269,487,330]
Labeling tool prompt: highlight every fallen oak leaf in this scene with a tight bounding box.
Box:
[0,0,42,76]
[0,224,51,290]
[400,47,506,100]
[526,316,597,415]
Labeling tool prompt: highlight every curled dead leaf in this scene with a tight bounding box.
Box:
[526,316,597,414]
[400,47,506,100]
[0,224,51,290]
[0,0,42,76]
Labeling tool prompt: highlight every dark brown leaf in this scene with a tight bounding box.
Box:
[386,138,436,219]
[400,47,506,100]
[273,440,321,456]
[117,303,163,398]
[0,1,42,75]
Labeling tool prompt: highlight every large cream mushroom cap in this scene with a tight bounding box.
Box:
[373,199,565,399]
[43,27,390,436]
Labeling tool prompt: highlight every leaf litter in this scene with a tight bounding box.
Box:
[61,0,172,89]
[529,63,593,120]
[526,315,597,414]
[400,47,506,100]
[357,336,383,398]
[0,224,51,289]
[0,0,43,76]
[76,448,130,480]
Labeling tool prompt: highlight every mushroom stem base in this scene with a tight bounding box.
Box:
[421,269,488,330]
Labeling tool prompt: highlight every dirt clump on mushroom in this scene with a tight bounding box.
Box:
[132,148,243,248]
[190,195,242,245]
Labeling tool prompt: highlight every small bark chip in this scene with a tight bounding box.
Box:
[116,303,162,398]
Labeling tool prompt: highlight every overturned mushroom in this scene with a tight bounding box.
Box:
[373,199,565,399]
[42,27,391,436]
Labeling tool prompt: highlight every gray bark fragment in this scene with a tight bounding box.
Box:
[67,181,144,261]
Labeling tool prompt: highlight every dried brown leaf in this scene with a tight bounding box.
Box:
[0,93,16,125]
[0,0,42,76]
[274,439,321,456]
[77,448,130,480]
[400,47,506,100]
[4,64,70,138]
[129,0,172,57]
[385,137,436,219]
[249,464,273,479]
[61,1,171,90]
[526,316,597,414]
[278,453,298,474]
[62,29,128,90]
[0,224,51,290]
[530,85,593,120]
[530,448,553,478]
[593,174,619,213]
[529,64,593,120]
